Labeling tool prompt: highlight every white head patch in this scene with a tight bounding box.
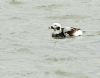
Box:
[50,23,62,34]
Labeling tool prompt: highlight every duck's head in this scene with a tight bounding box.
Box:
[49,23,62,34]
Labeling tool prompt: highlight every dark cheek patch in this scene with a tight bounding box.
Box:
[56,27,60,30]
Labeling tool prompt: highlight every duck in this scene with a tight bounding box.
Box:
[49,23,83,39]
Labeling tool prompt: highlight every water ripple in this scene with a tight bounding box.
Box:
[47,15,88,20]
[54,70,89,78]
[36,4,63,11]
[9,0,24,5]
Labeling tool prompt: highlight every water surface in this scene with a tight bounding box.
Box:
[0,0,100,78]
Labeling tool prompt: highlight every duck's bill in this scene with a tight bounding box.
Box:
[48,26,54,29]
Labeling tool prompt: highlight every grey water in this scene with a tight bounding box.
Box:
[0,0,100,78]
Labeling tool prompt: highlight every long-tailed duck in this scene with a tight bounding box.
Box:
[49,23,83,39]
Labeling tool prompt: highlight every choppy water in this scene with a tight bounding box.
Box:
[0,0,100,78]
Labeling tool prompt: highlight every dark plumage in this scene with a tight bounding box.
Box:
[52,28,66,39]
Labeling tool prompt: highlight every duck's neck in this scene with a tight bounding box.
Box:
[53,30,62,34]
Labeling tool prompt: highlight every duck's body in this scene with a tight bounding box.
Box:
[65,27,83,36]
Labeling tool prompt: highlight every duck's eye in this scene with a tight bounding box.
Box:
[56,27,60,30]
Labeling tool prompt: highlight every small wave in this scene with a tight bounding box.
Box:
[84,30,100,37]
[47,15,88,20]
[9,0,23,5]
[36,4,63,10]
[54,70,89,78]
